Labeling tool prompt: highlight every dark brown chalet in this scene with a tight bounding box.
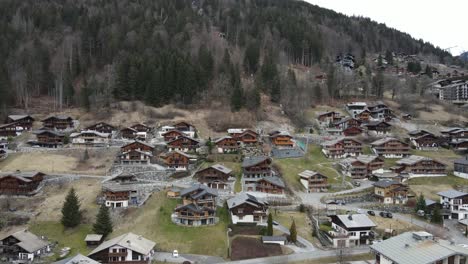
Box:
[174,185,218,226]
[227,193,269,224]
[395,155,447,177]
[343,126,364,137]
[269,131,294,147]
[167,135,199,152]
[317,111,341,124]
[33,130,65,147]
[254,177,286,194]
[41,115,74,130]
[236,129,259,144]
[162,130,184,142]
[194,164,233,189]
[356,109,371,123]
[160,150,195,171]
[120,127,137,139]
[299,170,329,192]
[411,133,441,150]
[451,140,468,150]
[441,128,468,141]
[7,115,34,130]
[174,121,195,132]
[321,138,363,159]
[364,121,391,135]
[371,137,410,158]
[340,155,385,179]
[332,117,362,130]
[131,123,150,132]
[214,136,239,154]
[121,141,154,153]
[0,123,18,138]
[86,122,116,134]
[242,156,272,179]
[0,171,45,195]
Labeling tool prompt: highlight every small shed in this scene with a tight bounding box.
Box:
[84,234,103,247]
[261,236,287,245]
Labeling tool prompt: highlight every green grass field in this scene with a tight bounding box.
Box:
[273,211,313,242]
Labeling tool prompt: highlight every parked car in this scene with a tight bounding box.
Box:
[380,211,392,218]
[379,211,386,217]
[173,250,179,258]
[272,221,279,226]
[387,212,393,218]
[367,210,375,216]
[352,181,361,187]
[417,210,425,217]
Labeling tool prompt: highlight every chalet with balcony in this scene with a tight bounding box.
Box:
[332,117,362,131]
[119,141,154,165]
[441,127,468,141]
[121,141,154,153]
[317,111,341,124]
[167,135,200,152]
[371,232,468,264]
[342,126,364,137]
[0,229,51,263]
[245,176,286,195]
[173,185,218,226]
[329,214,376,248]
[161,130,185,142]
[373,180,409,204]
[41,115,74,130]
[355,109,371,123]
[410,132,440,150]
[368,102,392,120]
[0,123,19,138]
[454,156,468,179]
[120,127,137,139]
[102,184,138,208]
[227,193,269,224]
[194,164,233,189]
[346,102,368,118]
[130,123,150,140]
[450,139,468,150]
[364,120,391,135]
[371,137,410,158]
[438,190,468,220]
[0,171,45,195]
[87,233,155,264]
[242,156,272,181]
[394,155,446,178]
[173,121,196,138]
[85,122,116,134]
[70,130,110,147]
[160,150,196,171]
[33,130,65,148]
[321,138,363,159]
[269,131,294,147]
[7,115,34,131]
[214,136,239,154]
[340,155,384,179]
[299,170,329,192]
[236,129,259,144]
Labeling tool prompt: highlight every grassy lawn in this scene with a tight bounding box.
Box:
[201,160,243,193]
[411,149,461,170]
[362,145,373,155]
[383,158,398,168]
[275,145,345,191]
[273,211,313,242]
[408,174,468,200]
[29,222,93,260]
[113,191,229,258]
[368,215,422,236]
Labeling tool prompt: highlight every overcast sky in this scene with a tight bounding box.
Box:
[304,0,467,56]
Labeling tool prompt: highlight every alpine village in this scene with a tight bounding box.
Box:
[0,0,468,264]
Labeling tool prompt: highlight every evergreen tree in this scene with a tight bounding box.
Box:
[243,41,260,74]
[384,50,393,65]
[231,84,243,111]
[289,219,297,243]
[327,65,336,99]
[415,193,427,213]
[206,137,213,154]
[377,54,383,67]
[81,79,91,112]
[431,206,443,225]
[425,65,433,78]
[61,188,81,228]
[267,213,273,236]
[93,205,113,237]
[372,70,384,98]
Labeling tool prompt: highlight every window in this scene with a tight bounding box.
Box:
[238,208,244,214]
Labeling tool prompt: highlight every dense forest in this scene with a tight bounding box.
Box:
[0,0,462,117]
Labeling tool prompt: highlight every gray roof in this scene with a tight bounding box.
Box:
[0,171,44,182]
[122,140,154,149]
[396,155,437,166]
[425,199,437,207]
[214,136,233,143]
[371,137,401,146]
[365,120,390,127]
[174,203,215,213]
[298,170,327,179]
[242,156,271,168]
[53,254,100,264]
[373,180,402,188]
[84,234,103,242]
[8,115,33,121]
[340,155,380,166]
[455,156,468,165]
[88,233,155,256]
[370,232,468,264]
[0,229,49,253]
[179,184,218,199]
[34,130,65,136]
[227,193,268,209]
[437,190,468,199]
[261,176,286,188]
[334,214,376,229]
[262,236,287,242]
[210,164,233,174]
[70,130,110,138]
[372,171,400,179]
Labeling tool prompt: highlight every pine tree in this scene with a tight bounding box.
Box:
[61,188,82,228]
[385,50,393,65]
[431,206,443,225]
[267,213,273,236]
[415,193,427,213]
[93,205,113,237]
[289,219,297,243]
[377,54,383,67]
[243,41,260,74]
[206,137,213,154]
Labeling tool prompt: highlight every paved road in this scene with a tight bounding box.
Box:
[155,252,225,264]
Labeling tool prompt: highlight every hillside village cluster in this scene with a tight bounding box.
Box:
[0,97,468,264]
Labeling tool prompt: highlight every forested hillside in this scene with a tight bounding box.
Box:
[0,0,460,118]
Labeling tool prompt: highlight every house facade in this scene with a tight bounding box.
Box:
[454,156,468,179]
[321,138,363,159]
[194,164,233,189]
[329,214,376,248]
[160,151,195,171]
[0,123,20,138]
[242,156,273,180]
[162,130,184,142]
[70,131,110,147]
[41,116,74,130]
[438,190,468,220]
[102,185,138,208]
[269,131,294,147]
[85,122,116,134]
[0,230,51,262]
[299,170,329,192]
[244,176,286,195]
[365,121,391,135]
[214,136,239,154]
[167,135,199,152]
[173,121,196,138]
[395,155,447,178]
[373,180,409,204]
[411,133,440,150]
[34,130,65,148]
[173,185,218,226]
[0,171,45,195]
[227,193,269,224]
[340,155,384,179]
[118,142,154,165]
[236,129,259,144]
[120,127,137,139]
[371,137,410,158]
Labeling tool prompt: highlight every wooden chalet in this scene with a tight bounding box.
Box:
[343,126,364,137]
[317,111,341,124]
[167,135,199,152]
[340,155,384,179]
[120,127,137,139]
[394,155,447,177]
[299,170,329,192]
[70,131,110,146]
[236,129,259,144]
[450,139,468,150]
[121,141,154,153]
[160,150,195,171]
[194,164,233,189]
[408,129,434,139]
[370,137,410,158]
[7,115,34,130]
[131,123,150,132]
[173,185,218,226]
[269,131,294,147]
[0,123,19,138]
[41,115,74,130]
[118,150,152,165]
[356,109,371,123]
[174,121,195,132]
[87,233,155,264]
[161,130,185,142]
[245,176,285,194]
[0,229,51,262]
[410,133,440,150]
[441,128,468,141]
[364,120,391,135]
[214,136,239,154]
[227,193,269,224]
[455,156,468,179]
[242,156,273,180]
[102,184,138,208]
[85,122,116,134]
[321,138,363,159]
[85,234,103,247]
[332,117,361,131]
[373,180,409,204]
[0,171,45,195]
[33,130,65,148]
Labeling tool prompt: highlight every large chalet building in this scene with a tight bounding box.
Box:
[373,180,409,204]
[394,155,447,178]
[7,115,34,131]
[454,156,468,179]
[194,164,233,190]
[245,176,286,195]
[235,129,259,145]
[0,123,20,138]
[227,193,269,224]
[317,111,341,125]
[33,130,65,148]
[120,127,138,140]
[437,190,468,220]
[130,123,150,140]
[166,135,200,152]
[87,233,155,264]
[298,170,329,192]
[161,130,185,142]
[242,156,273,180]
[328,214,376,248]
[41,115,74,130]
[173,121,196,138]
[173,185,218,226]
[0,229,51,263]
[321,138,363,159]
[408,130,441,150]
[269,131,294,148]
[364,121,391,135]
[70,130,110,147]
[85,122,116,134]
[370,137,410,158]
[340,155,384,179]
[102,184,138,208]
[118,141,154,165]
[214,136,239,154]
[0,171,45,195]
[159,150,196,171]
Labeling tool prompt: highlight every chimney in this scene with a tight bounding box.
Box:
[405,244,410,248]
[127,240,131,245]
[348,214,353,220]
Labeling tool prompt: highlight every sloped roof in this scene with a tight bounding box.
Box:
[174,203,215,213]
[455,156,468,165]
[0,229,49,253]
[88,233,155,256]
[437,189,468,199]
[8,115,33,121]
[84,234,103,242]
[53,254,100,264]
[298,170,327,179]
[161,150,197,159]
[179,184,218,199]
[167,135,200,144]
[373,180,402,188]
[260,176,286,188]
[70,130,110,138]
[408,129,433,136]
[333,214,376,229]
[0,171,44,182]
[371,137,400,146]
[227,128,246,134]
[121,140,154,149]
[396,155,440,166]
[210,164,233,174]
[242,156,271,168]
[227,193,268,209]
[42,115,73,121]
[365,120,390,127]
